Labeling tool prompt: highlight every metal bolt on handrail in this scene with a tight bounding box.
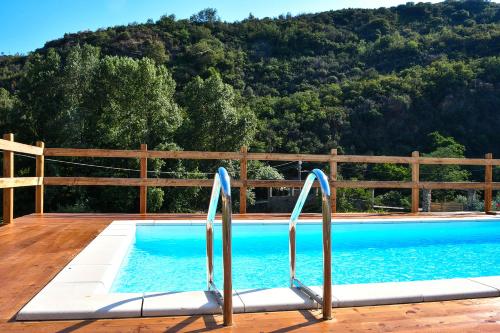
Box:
[206,167,233,326]
[289,168,332,320]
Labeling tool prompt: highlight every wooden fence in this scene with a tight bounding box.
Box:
[1,133,499,223]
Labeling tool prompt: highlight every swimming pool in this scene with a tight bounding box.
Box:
[112,219,500,293]
[18,217,500,320]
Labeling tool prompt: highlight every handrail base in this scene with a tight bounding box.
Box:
[292,278,323,305]
[293,278,333,320]
[208,281,224,307]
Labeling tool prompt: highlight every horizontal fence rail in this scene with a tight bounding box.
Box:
[0,177,43,188]
[0,138,44,156]
[42,148,500,165]
[33,178,500,190]
[1,133,499,223]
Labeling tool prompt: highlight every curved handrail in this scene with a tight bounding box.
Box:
[289,168,332,320]
[206,167,233,326]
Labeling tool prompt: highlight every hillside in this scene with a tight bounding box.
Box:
[0,0,499,213]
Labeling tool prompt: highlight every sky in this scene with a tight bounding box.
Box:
[0,0,455,55]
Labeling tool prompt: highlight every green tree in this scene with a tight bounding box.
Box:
[0,88,16,132]
[247,161,283,206]
[254,88,347,153]
[13,46,183,213]
[15,49,63,143]
[372,163,410,181]
[374,191,411,210]
[180,70,256,151]
[84,56,182,212]
[421,132,470,204]
[190,8,220,23]
[143,40,169,64]
[421,132,470,182]
[15,45,100,146]
[186,38,225,70]
[89,56,182,149]
[337,188,373,212]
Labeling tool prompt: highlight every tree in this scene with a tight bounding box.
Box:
[88,56,182,149]
[186,38,225,69]
[337,188,373,212]
[421,132,470,182]
[0,88,16,132]
[15,45,100,146]
[372,163,410,181]
[12,45,183,214]
[247,161,283,206]
[361,18,392,40]
[83,55,182,212]
[180,70,256,151]
[143,40,168,64]
[190,8,220,23]
[254,88,347,153]
[420,132,470,209]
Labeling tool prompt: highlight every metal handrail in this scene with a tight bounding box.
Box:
[289,168,332,320]
[206,167,233,326]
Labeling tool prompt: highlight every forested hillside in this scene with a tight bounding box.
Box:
[0,1,499,214]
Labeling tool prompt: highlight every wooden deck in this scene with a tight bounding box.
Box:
[0,213,499,332]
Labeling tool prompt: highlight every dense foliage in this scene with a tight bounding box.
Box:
[0,1,499,214]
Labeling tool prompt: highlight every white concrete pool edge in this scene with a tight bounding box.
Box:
[17,217,500,321]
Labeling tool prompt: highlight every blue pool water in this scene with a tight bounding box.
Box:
[112,219,500,292]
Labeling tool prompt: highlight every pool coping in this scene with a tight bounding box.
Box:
[17,216,500,321]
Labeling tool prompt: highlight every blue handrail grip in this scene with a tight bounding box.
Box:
[290,173,315,223]
[217,167,232,197]
[207,173,221,223]
[207,167,231,223]
[290,168,330,224]
[312,168,331,196]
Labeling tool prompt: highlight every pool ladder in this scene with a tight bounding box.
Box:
[289,169,332,320]
[206,167,233,326]
[205,167,332,326]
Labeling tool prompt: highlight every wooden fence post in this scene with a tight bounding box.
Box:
[484,153,493,213]
[411,151,420,214]
[240,146,248,214]
[35,141,44,214]
[329,149,337,214]
[140,144,147,214]
[3,133,14,224]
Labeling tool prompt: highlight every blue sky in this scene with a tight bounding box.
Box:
[0,0,452,55]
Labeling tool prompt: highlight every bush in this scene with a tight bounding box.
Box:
[374,191,410,209]
[337,188,373,212]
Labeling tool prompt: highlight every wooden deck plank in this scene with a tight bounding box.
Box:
[0,213,498,332]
